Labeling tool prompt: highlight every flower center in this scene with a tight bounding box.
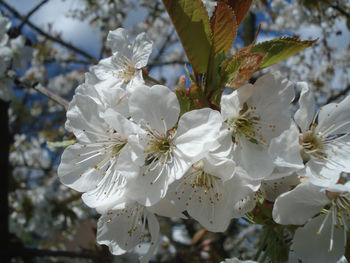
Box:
[326,191,350,212]
[113,54,137,83]
[300,125,327,163]
[189,160,216,190]
[226,103,264,145]
[143,128,175,167]
[92,132,127,170]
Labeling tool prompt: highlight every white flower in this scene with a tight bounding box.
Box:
[10,35,32,72]
[221,72,295,180]
[97,198,185,263]
[295,83,350,183]
[58,89,142,210]
[273,180,350,262]
[171,160,259,232]
[0,13,11,46]
[97,201,159,263]
[120,84,223,206]
[93,28,153,92]
[169,131,259,232]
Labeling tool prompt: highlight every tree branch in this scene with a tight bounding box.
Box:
[0,0,96,60]
[1,247,94,259]
[329,3,350,19]
[18,0,49,31]
[0,99,10,263]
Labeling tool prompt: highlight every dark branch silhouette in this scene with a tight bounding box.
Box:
[0,0,96,60]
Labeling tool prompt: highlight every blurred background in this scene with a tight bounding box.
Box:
[0,0,350,262]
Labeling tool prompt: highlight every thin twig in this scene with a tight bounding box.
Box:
[326,85,350,104]
[148,60,187,67]
[44,58,94,65]
[33,83,69,110]
[18,0,49,31]
[0,0,96,60]
[148,29,175,71]
[0,247,94,259]
[8,71,70,110]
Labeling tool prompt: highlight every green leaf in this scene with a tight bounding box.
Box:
[175,87,201,116]
[162,0,212,73]
[250,37,317,68]
[175,88,191,116]
[206,51,226,105]
[210,2,237,57]
[47,139,76,148]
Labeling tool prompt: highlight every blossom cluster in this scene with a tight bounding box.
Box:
[0,13,32,102]
[58,28,350,262]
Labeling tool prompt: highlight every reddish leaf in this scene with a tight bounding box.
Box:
[221,51,266,89]
[224,0,253,26]
[210,2,238,56]
[233,53,266,88]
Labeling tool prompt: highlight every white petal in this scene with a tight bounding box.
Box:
[94,57,117,81]
[234,138,275,180]
[323,136,350,173]
[58,143,105,192]
[294,82,316,132]
[231,176,260,218]
[261,173,300,202]
[101,108,144,139]
[125,165,169,206]
[147,198,186,219]
[303,161,341,187]
[203,154,235,182]
[129,84,180,134]
[273,181,329,225]
[186,186,234,232]
[250,72,295,119]
[220,85,253,121]
[317,95,350,135]
[106,28,130,54]
[81,164,125,210]
[132,32,153,69]
[140,212,159,263]
[268,121,304,169]
[97,203,143,255]
[292,214,345,263]
[96,86,129,116]
[67,93,108,142]
[174,108,222,160]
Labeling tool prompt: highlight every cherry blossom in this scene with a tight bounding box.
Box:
[295,82,350,183]
[93,28,153,92]
[221,72,295,180]
[120,84,223,206]
[273,180,350,262]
